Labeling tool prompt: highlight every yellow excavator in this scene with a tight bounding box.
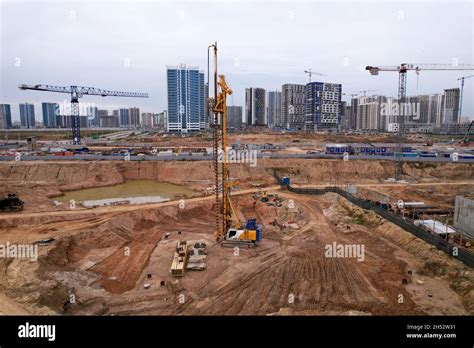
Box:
[209,42,262,248]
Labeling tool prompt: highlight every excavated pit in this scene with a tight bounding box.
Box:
[0,159,472,315]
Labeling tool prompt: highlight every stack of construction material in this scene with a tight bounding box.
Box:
[186,242,207,271]
[170,241,188,277]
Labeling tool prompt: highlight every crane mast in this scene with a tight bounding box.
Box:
[366,63,474,181]
[209,43,246,241]
[19,84,148,144]
[214,74,233,236]
[457,74,474,119]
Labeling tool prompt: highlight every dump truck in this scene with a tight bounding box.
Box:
[0,194,24,212]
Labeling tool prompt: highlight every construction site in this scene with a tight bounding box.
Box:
[0,46,473,317]
[0,156,473,316]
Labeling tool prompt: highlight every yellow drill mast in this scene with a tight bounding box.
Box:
[214,75,233,236]
[209,42,235,240]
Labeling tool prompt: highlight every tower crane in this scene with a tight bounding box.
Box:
[457,74,474,118]
[19,84,148,144]
[365,63,474,180]
[342,93,359,107]
[358,89,378,96]
[208,42,262,248]
[304,69,326,83]
[342,92,358,98]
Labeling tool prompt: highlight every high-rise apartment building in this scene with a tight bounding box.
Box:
[129,107,140,128]
[119,108,130,127]
[42,102,59,128]
[442,88,460,123]
[86,106,99,127]
[281,84,305,130]
[141,112,154,128]
[19,103,36,129]
[155,111,167,129]
[348,90,456,132]
[355,96,386,131]
[0,104,12,129]
[167,64,206,132]
[245,88,266,126]
[227,106,243,129]
[304,82,342,131]
[267,90,281,128]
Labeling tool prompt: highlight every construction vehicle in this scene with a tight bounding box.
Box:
[170,240,188,277]
[209,42,262,248]
[0,194,24,212]
[222,219,262,248]
[19,84,148,145]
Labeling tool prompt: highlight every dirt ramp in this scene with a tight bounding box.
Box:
[91,230,163,294]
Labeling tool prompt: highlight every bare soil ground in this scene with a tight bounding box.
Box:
[0,190,471,316]
[0,158,472,316]
[0,159,472,214]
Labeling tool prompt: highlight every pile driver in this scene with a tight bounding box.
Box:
[208,42,262,248]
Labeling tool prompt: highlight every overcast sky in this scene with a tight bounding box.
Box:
[1,0,473,121]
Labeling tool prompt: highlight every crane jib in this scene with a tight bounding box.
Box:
[18,83,148,144]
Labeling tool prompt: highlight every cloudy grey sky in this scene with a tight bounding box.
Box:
[1,0,473,121]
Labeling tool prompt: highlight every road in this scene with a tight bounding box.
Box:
[0,185,281,220]
[1,153,473,163]
[292,181,474,189]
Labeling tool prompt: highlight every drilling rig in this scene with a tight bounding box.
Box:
[208,43,262,248]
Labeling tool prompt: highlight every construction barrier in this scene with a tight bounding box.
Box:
[273,171,474,268]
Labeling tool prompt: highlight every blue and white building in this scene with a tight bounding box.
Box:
[267,90,281,128]
[0,104,12,129]
[167,64,206,132]
[42,102,59,128]
[119,108,130,127]
[19,103,36,129]
[304,82,342,131]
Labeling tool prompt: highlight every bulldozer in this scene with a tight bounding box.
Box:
[0,194,24,212]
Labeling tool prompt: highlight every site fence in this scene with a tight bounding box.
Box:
[273,171,474,268]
